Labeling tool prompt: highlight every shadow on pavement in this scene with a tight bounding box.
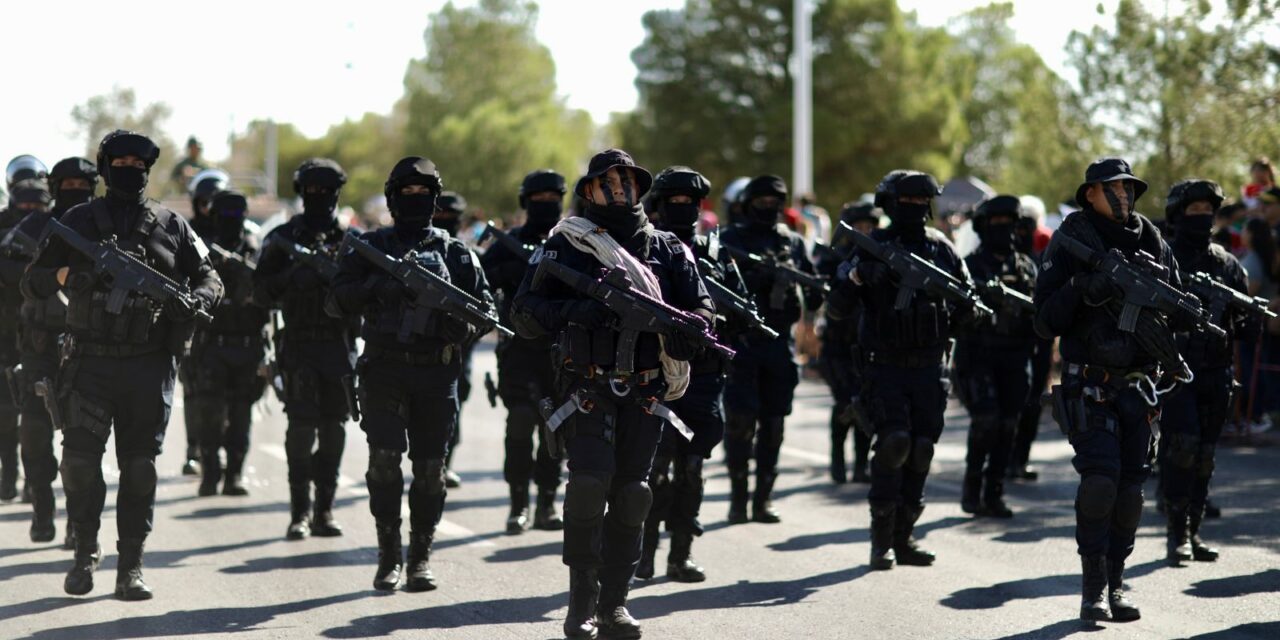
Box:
[221,547,375,574]
[629,566,870,619]
[1184,568,1280,599]
[173,495,363,520]
[320,593,566,637]
[483,540,561,563]
[0,595,113,624]
[941,559,1163,610]
[988,618,1107,640]
[0,537,282,583]
[767,526,867,552]
[1184,622,1280,639]
[19,591,369,639]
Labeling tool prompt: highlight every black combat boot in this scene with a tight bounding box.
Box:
[198,451,221,497]
[982,479,1014,519]
[893,505,935,566]
[564,569,600,639]
[534,489,564,530]
[869,502,896,570]
[114,538,153,601]
[961,472,982,515]
[1165,501,1192,566]
[182,445,200,477]
[29,485,56,543]
[751,471,781,524]
[506,485,530,535]
[64,530,101,595]
[1188,504,1219,561]
[727,469,749,525]
[403,532,437,592]
[286,485,312,540]
[222,451,249,496]
[311,484,343,537]
[596,584,641,639]
[666,531,706,582]
[636,520,659,580]
[373,519,403,591]
[1107,559,1140,622]
[1079,555,1110,621]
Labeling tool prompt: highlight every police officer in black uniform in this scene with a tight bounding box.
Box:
[434,190,468,489]
[328,157,493,592]
[188,190,269,497]
[1035,158,1179,621]
[637,166,742,583]
[513,149,712,639]
[1011,211,1048,481]
[1,171,50,504]
[2,158,96,544]
[820,202,879,484]
[480,170,566,534]
[178,169,231,478]
[1160,179,1245,567]
[253,158,357,540]
[23,130,223,599]
[719,175,823,524]
[829,170,981,571]
[955,195,1037,518]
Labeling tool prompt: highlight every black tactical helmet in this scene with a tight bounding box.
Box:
[293,158,348,195]
[189,168,231,205]
[210,189,249,217]
[6,155,48,189]
[96,130,160,178]
[437,190,466,214]
[839,201,882,226]
[651,166,712,202]
[1165,179,1225,223]
[742,174,788,202]
[519,169,566,208]
[874,170,942,212]
[383,156,441,213]
[47,157,98,199]
[8,178,51,207]
[972,194,1023,231]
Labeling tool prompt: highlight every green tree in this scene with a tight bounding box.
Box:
[69,86,179,197]
[1068,0,1280,208]
[399,0,594,217]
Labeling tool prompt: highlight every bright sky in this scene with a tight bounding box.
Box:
[0,0,1113,171]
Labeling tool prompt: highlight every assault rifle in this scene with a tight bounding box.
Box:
[1052,233,1225,338]
[844,222,993,317]
[977,279,1036,316]
[720,244,829,309]
[481,222,533,260]
[45,219,210,323]
[339,233,512,341]
[531,257,736,373]
[697,258,778,339]
[0,225,39,257]
[209,243,257,280]
[276,236,340,282]
[1182,271,1276,323]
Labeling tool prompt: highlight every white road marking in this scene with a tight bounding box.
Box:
[257,442,495,547]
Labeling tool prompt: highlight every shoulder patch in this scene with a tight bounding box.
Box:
[192,234,210,260]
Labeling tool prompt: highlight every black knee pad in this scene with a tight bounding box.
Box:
[648,456,672,488]
[1167,433,1200,470]
[120,456,157,498]
[725,413,757,441]
[411,458,447,495]
[60,451,101,493]
[366,447,403,485]
[1196,444,1216,479]
[1114,484,1144,530]
[1077,475,1117,520]
[564,472,609,526]
[875,430,911,469]
[613,480,653,528]
[909,437,935,473]
[682,455,705,485]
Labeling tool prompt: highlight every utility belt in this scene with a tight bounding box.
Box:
[537,384,692,460]
[363,343,457,366]
[282,326,346,343]
[1062,361,1172,407]
[192,333,264,349]
[866,348,945,369]
[572,362,664,395]
[67,336,163,359]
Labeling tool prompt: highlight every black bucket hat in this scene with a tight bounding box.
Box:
[1075,157,1147,208]
[574,148,652,200]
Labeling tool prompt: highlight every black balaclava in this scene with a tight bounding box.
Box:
[107,164,148,201]
[525,200,562,235]
[662,199,701,242]
[432,211,460,236]
[1014,217,1035,255]
[302,189,338,228]
[1174,212,1214,253]
[741,175,788,232]
[394,190,437,233]
[55,188,93,212]
[981,221,1015,255]
[888,201,929,242]
[209,191,249,248]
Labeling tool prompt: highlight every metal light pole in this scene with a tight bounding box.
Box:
[792,0,813,200]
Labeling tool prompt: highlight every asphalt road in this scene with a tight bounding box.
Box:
[2,341,1278,639]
